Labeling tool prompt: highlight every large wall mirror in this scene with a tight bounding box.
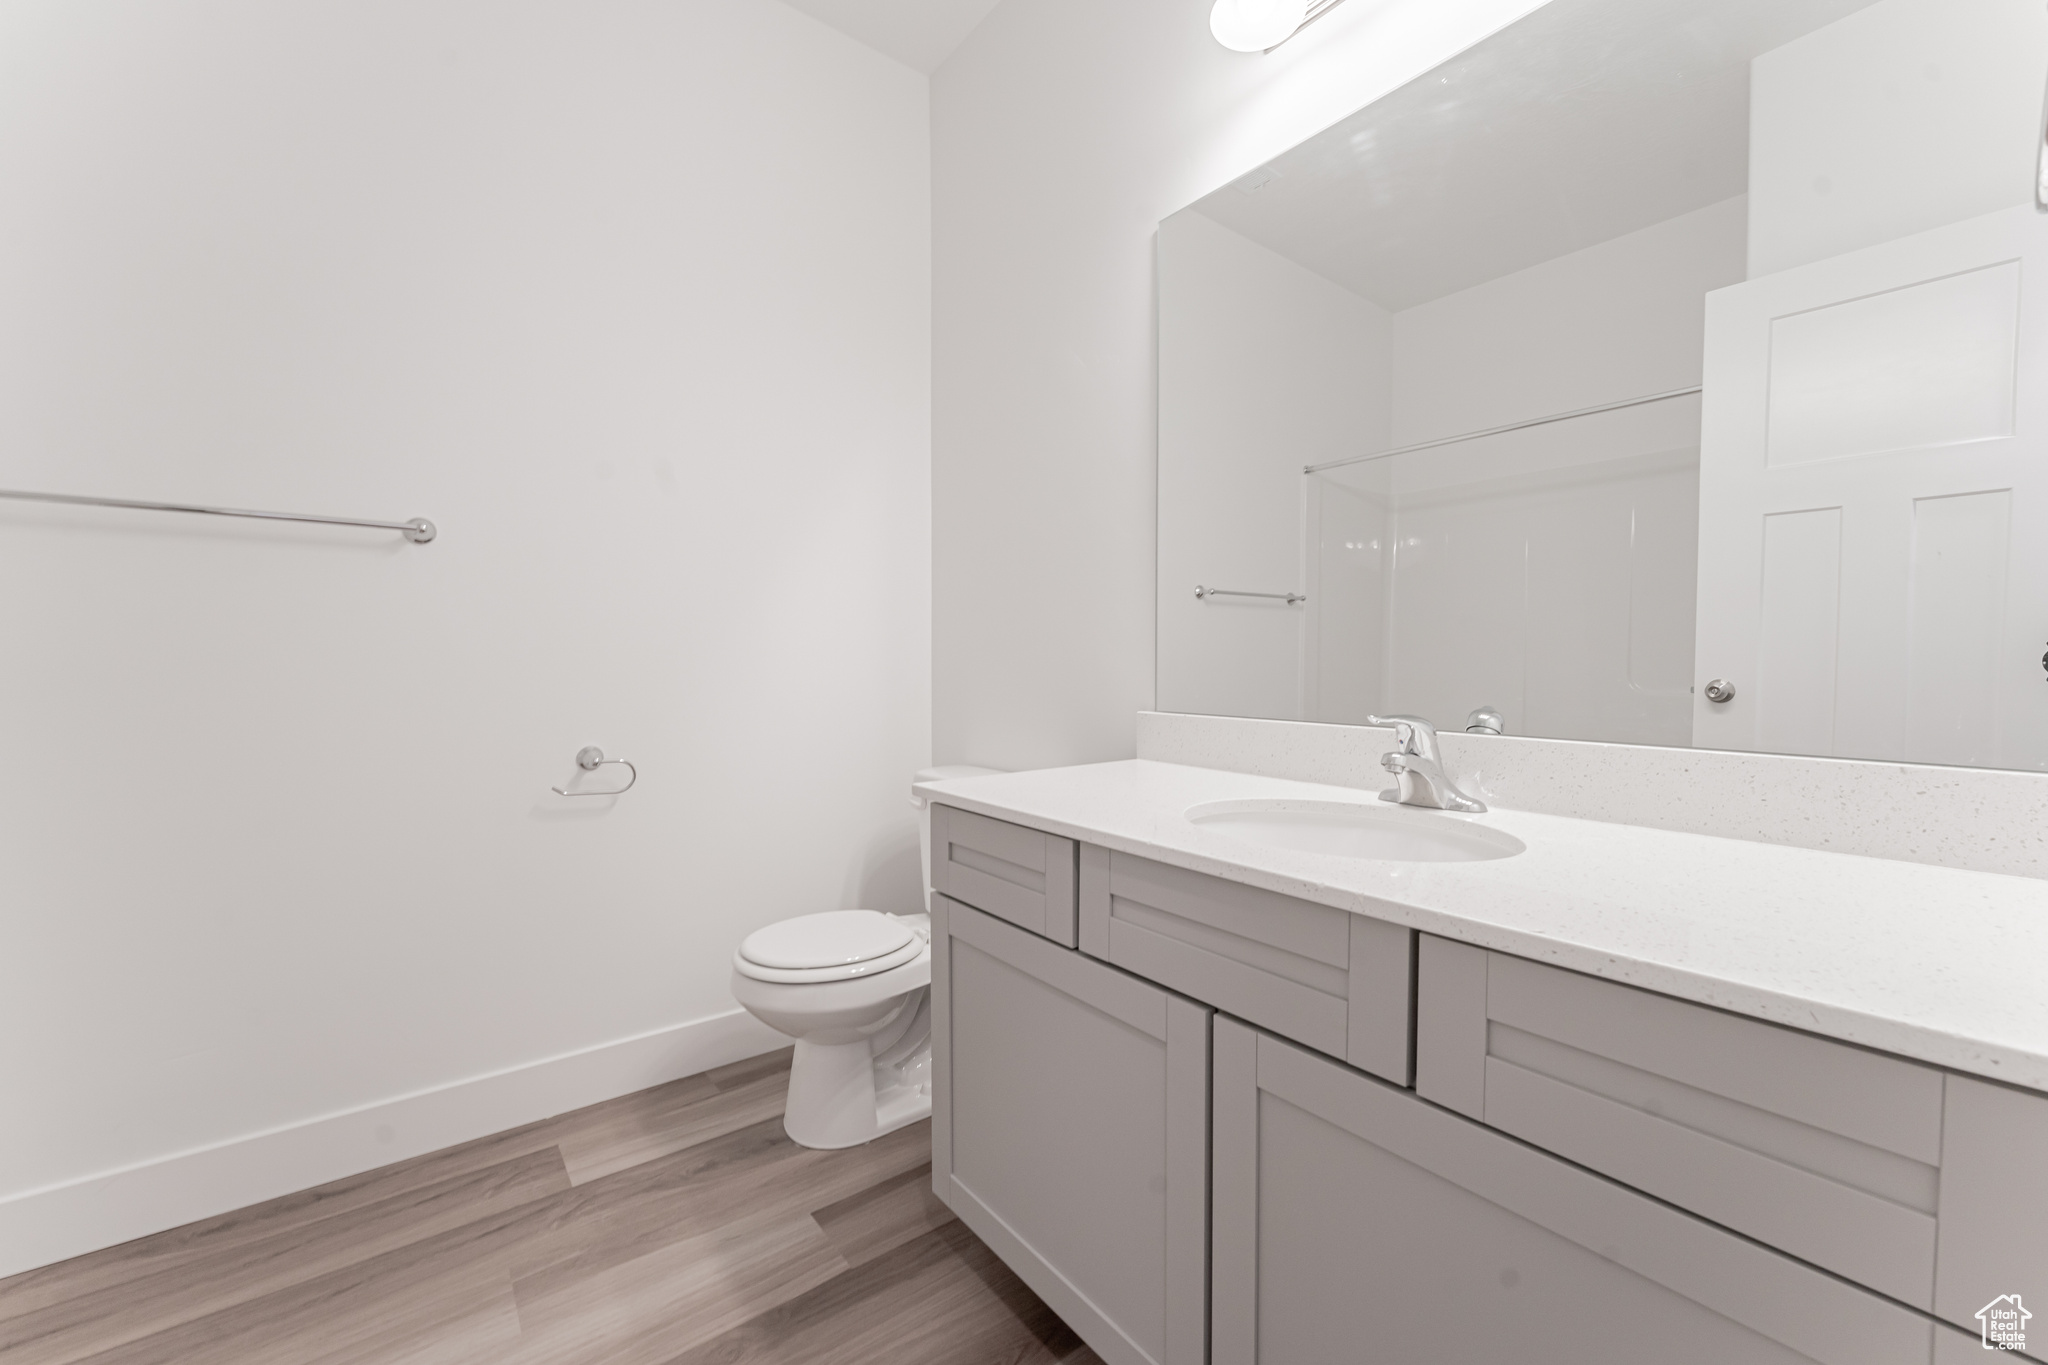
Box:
[1158,0,2048,771]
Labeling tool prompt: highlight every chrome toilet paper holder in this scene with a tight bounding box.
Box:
[552,746,637,797]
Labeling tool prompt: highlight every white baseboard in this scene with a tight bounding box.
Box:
[0,1007,788,1280]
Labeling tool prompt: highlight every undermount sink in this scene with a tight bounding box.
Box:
[1185,798,1526,863]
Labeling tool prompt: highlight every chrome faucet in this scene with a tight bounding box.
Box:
[1365,714,1487,813]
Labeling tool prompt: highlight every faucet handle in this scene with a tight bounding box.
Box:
[1365,714,1440,760]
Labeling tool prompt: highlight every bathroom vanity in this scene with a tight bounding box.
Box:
[917,757,2048,1365]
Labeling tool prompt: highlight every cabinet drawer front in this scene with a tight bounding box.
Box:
[1417,938,1944,1310]
[930,804,1077,946]
[1218,1018,1936,1365]
[1081,849,1411,1082]
[932,897,1208,1365]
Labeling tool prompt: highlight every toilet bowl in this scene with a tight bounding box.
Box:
[730,909,933,1149]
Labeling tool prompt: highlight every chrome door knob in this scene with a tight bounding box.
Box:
[1703,679,1736,704]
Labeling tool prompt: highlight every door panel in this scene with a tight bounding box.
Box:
[1755,507,1843,754]
[1763,260,2019,467]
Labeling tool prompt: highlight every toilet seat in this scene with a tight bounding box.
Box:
[734,910,928,984]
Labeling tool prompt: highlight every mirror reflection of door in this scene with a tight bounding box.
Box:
[1155,0,2048,772]
[1696,205,2048,769]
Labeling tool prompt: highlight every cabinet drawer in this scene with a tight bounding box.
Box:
[1417,937,1945,1310]
[930,804,1077,947]
[1079,847,1411,1084]
[1215,1018,1940,1365]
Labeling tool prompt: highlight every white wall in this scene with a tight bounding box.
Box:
[1749,0,2048,277]
[0,0,930,1274]
[1391,196,1749,443]
[1156,209,1389,722]
[931,0,1551,771]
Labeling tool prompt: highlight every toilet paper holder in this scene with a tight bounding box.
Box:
[552,746,638,797]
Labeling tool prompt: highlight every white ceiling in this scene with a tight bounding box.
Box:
[1185,0,1877,311]
[777,0,1004,73]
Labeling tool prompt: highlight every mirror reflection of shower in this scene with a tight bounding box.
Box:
[1303,383,1703,746]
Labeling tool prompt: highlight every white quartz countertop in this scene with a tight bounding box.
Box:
[916,759,2048,1091]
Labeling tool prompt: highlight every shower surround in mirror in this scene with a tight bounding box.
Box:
[1157,0,2048,771]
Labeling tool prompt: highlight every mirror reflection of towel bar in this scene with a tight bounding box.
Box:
[1195,585,1305,605]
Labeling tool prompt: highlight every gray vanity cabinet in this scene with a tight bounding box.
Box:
[1212,1016,1938,1365]
[932,809,2047,1362]
[931,893,1210,1365]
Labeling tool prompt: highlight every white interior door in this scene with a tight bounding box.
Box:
[1695,201,2048,770]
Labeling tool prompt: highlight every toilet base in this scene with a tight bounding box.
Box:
[782,989,932,1150]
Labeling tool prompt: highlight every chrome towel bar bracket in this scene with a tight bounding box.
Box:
[0,487,435,543]
[1196,585,1306,605]
[552,746,637,797]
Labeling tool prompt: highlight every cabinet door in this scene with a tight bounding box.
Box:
[1934,1074,2048,1352]
[932,895,1209,1365]
[1213,1017,1936,1365]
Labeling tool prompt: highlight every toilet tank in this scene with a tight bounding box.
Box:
[912,765,1004,910]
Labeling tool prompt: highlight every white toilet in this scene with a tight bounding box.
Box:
[731,765,1002,1149]
[730,909,933,1149]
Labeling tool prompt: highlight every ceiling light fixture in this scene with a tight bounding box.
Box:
[1210,0,1346,53]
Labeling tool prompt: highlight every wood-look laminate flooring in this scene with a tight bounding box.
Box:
[0,1050,1106,1365]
